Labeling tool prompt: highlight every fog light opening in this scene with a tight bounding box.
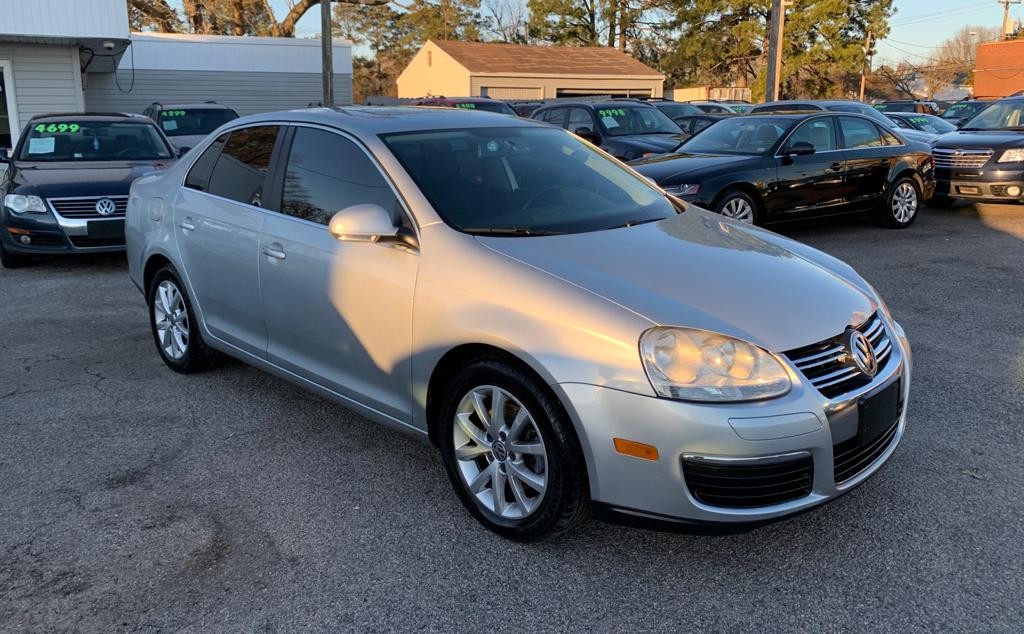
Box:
[19,235,31,245]
[1007,185,1021,197]
[613,438,660,461]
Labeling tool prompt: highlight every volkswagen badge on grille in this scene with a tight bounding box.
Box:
[844,329,878,377]
[95,198,117,216]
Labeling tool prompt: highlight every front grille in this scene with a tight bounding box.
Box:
[682,455,814,508]
[932,148,992,169]
[784,313,893,399]
[48,196,128,219]
[833,420,899,484]
[68,236,125,248]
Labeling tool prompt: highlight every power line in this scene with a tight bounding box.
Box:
[889,2,994,27]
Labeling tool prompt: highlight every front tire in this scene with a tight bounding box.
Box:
[147,265,215,373]
[880,177,921,228]
[439,357,589,541]
[714,189,759,224]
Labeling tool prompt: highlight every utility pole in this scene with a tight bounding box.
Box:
[999,0,1022,39]
[859,30,873,102]
[321,0,334,107]
[765,0,787,102]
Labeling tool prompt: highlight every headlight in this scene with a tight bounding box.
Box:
[997,149,1024,163]
[639,327,791,402]
[4,194,47,214]
[664,184,700,196]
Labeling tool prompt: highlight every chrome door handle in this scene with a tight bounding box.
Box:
[179,218,196,231]
[262,245,286,260]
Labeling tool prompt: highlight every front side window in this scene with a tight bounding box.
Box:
[279,127,398,225]
[158,108,238,137]
[17,120,172,161]
[382,127,679,235]
[679,117,790,155]
[594,106,681,137]
[206,126,280,206]
[786,118,837,152]
[839,117,882,149]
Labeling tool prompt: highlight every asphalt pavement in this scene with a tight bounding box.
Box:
[1,203,1022,632]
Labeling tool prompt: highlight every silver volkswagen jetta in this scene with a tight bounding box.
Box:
[126,107,910,541]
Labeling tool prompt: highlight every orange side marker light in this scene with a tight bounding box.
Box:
[613,438,659,461]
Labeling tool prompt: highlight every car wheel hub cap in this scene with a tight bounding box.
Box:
[892,183,917,223]
[722,197,754,223]
[452,385,548,519]
[153,280,189,360]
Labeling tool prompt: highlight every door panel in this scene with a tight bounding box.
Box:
[771,117,846,216]
[838,117,892,208]
[259,126,418,421]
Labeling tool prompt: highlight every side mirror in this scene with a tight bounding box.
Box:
[177,146,192,157]
[0,148,10,163]
[784,141,816,156]
[574,126,601,145]
[328,203,402,244]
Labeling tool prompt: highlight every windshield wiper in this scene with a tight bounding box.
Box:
[602,218,662,231]
[462,227,564,236]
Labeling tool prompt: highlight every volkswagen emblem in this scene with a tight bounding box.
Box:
[95,198,117,216]
[492,439,508,462]
[844,329,878,377]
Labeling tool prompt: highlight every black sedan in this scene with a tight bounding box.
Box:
[885,112,957,136]
[531,101,686,161]
[629,112,935,228]
[0,113,176,268]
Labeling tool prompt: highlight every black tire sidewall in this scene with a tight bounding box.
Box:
[438,359,587,541]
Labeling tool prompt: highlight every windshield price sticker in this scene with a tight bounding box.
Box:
[455,103,476,109]
[598,109,626,117]
[33,123,81,134]
[161,110,188,117]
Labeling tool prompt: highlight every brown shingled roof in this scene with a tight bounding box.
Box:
[431,40,663,77]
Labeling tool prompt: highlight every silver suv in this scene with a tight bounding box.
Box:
[126,107,911,540]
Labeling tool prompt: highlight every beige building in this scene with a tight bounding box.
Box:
[397,40,664,100]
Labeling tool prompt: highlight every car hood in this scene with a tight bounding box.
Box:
[611,134,687,153]
[9,161,170,197]
[629,152,760,183]
[478,210,875,352]
[934,130,1024,150]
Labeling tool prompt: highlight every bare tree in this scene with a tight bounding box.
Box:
[482,0,529,42]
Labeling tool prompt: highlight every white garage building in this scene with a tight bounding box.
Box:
[0,0,352,150]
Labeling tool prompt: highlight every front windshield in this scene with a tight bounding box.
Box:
[942,101,990,120]
[961,100,1024,130]
[594,106,682,136]
[158,108,238,137]
[381,127,679,235]
[657,103,702,118]
[18,120,173,161]
[454,101,519,116]
[901,114,956,134]
[677,118,790,155]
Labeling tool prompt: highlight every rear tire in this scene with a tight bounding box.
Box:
[147,265,215,373]
[879,177,920,228]
[714,189,760,225]
[0,243,30,269]
[438,356,589,541]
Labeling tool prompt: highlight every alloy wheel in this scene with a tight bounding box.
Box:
[721,196,755,223]
[452,385,548,520]
[153,280,190,360]
[891,182,918,224]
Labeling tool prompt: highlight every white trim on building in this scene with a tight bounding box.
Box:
[0,60,21,146]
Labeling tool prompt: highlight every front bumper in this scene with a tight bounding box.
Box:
[2,206,126,254]
[557,321,911,524]
[935,167,1024,202]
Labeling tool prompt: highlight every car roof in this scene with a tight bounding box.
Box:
[28,112,150,122]
[537,100,656,110]
[227,106,540,135]
[154,103,235,110]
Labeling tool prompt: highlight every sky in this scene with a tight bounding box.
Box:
[167,0,1020,64]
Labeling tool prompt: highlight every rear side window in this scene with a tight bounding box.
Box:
[838,117,882,149]
[278,127,398,225]
[206,126,280,206]
[880,127,903,146]
[184,133,227,191]
[567,108,593,132]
